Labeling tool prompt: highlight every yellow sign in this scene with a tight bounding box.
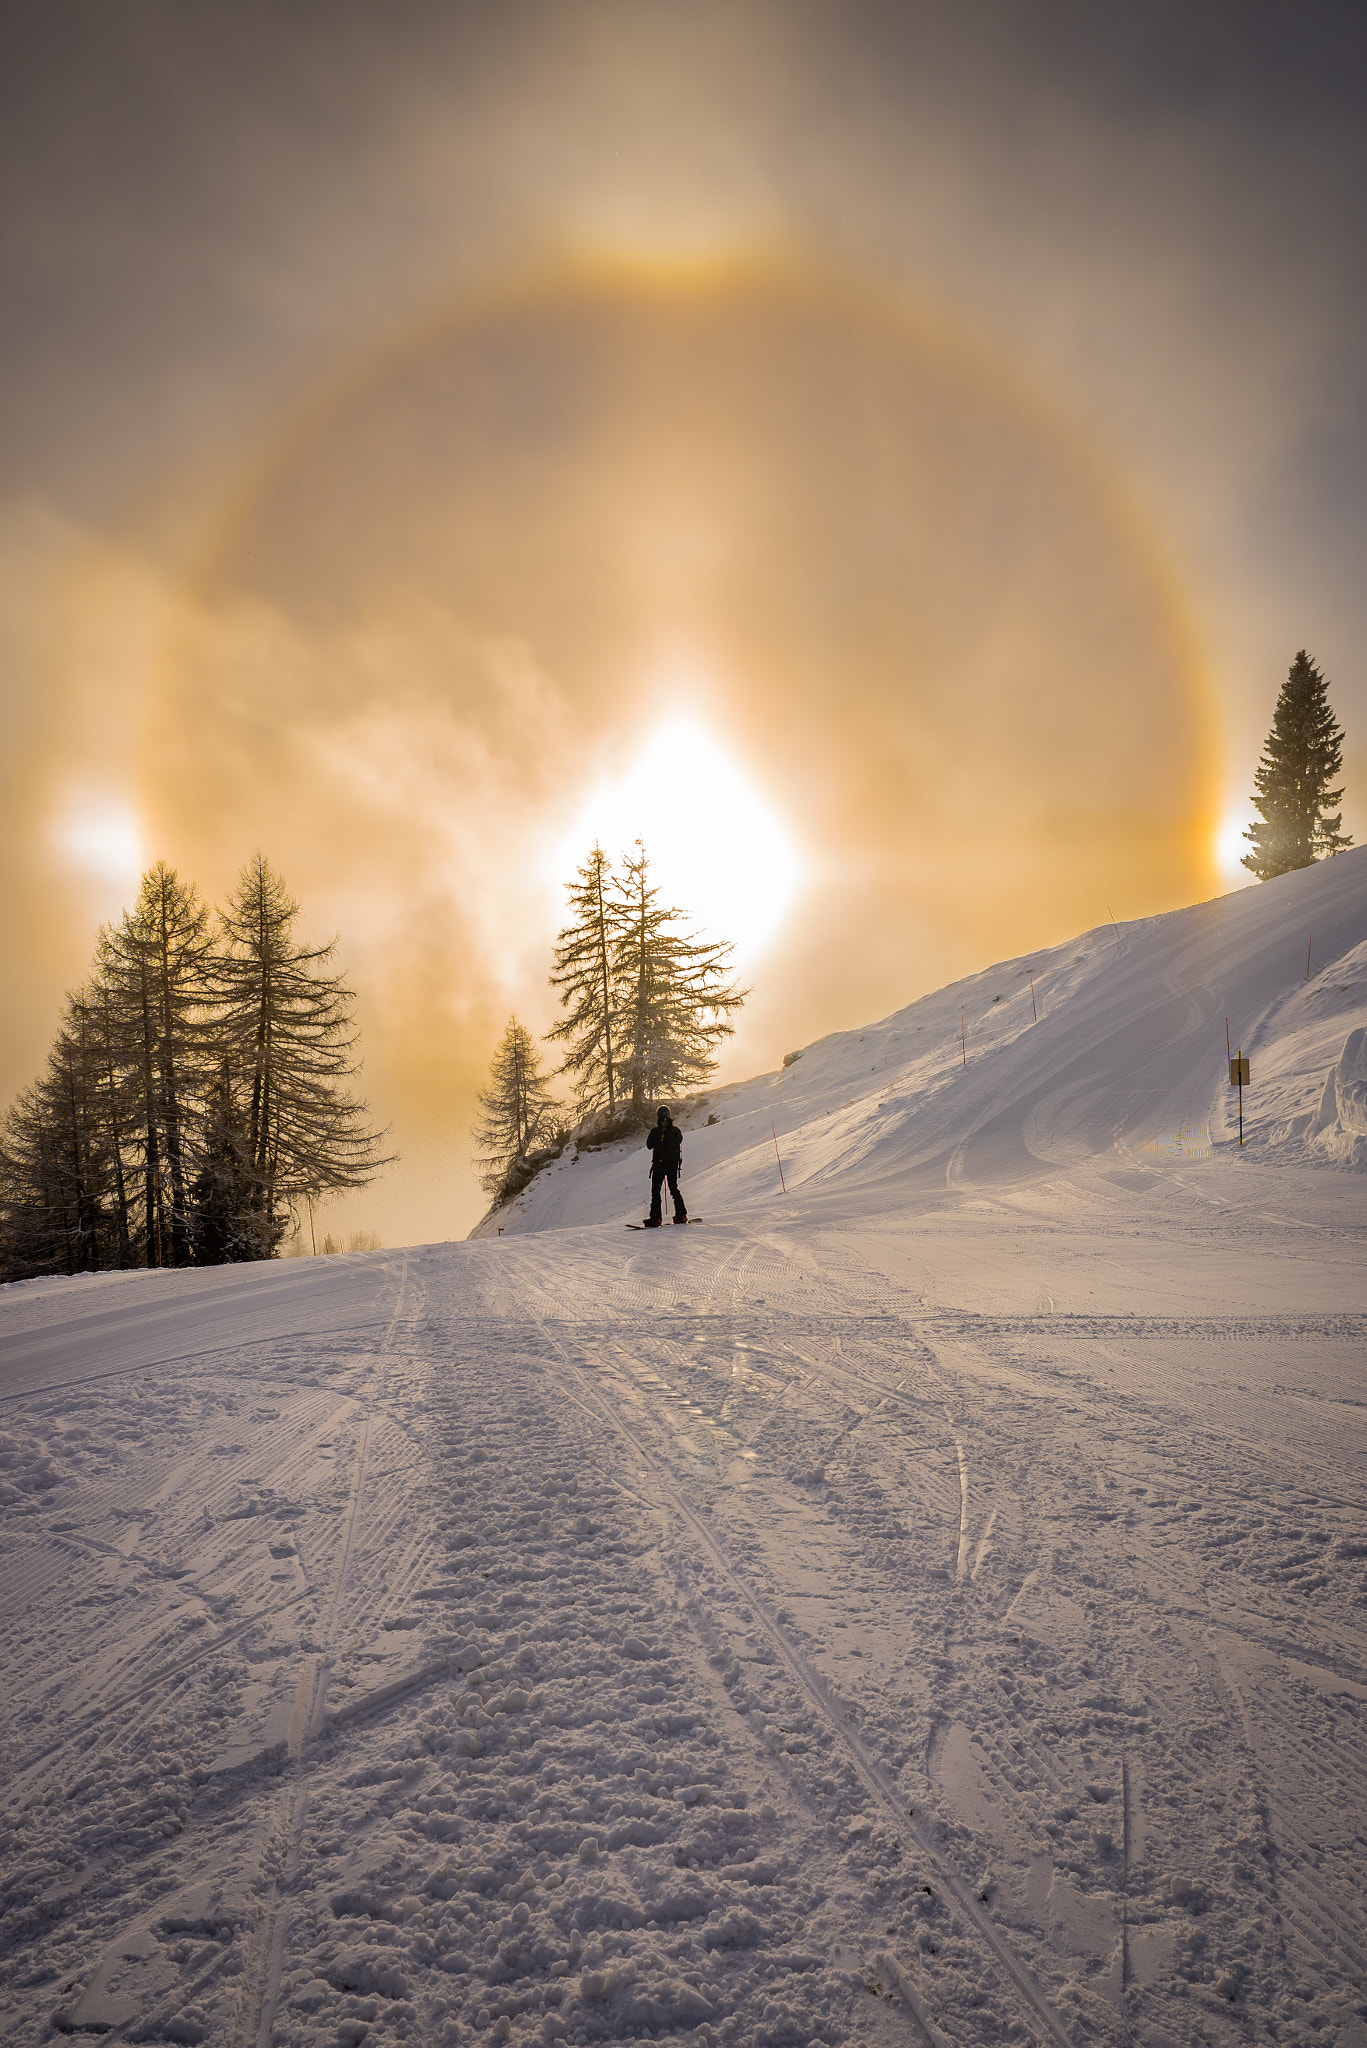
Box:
[1229,1055,1250,1086]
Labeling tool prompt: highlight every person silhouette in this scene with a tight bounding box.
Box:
[644,1105,687,1226]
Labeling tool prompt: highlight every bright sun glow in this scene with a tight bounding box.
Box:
[561,699,807,963]
[51,796,144,888]
[1215,806,1257,889]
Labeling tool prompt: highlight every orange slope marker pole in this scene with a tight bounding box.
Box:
[1306,935,1312,980]
[771,1120,787,1194]
[1029,972,1037,1021]
[961,1008,967,1066]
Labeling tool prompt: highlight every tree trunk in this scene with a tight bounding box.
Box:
[98,989,133,1267]
[138,959,164,1266]
[631,877,648,1111]
[595,864,615,1110]
[156,886,190,1264]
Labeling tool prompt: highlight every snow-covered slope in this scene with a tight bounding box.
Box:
[477,846,1367,1237]
[2,853,1364,2048]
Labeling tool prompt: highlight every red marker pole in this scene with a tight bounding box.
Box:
[771,1120,787,1194]
[1306,935,1312,980]
[961,1009,967,1067]
[1226,1016,1231,1062]
[1029,973,1037,1021]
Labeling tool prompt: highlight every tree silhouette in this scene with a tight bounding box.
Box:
[1244,651,1352,878]
[614,842,747,1108]
[547,843,625,1115]
[0,852,392,1280]
[472,1017,560,1195]
[214,853,391,1250]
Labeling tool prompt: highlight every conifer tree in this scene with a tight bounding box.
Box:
[76,966,137,1268]
[1243,651,1352,878]
[0,851,392,1278]
[0,997,117,1278]
[214,852,391,1249]
[614,842,747,1105]
[45,1010,114,1272]
[547,843,625,1115]
[103,864,216,1265]
[188,1059,267,1264]
[472,1017,560,1195]
[0,1082,64,1279]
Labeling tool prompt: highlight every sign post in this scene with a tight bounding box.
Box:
[1229,1051,1250,1147]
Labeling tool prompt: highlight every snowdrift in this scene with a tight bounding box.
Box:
[475,846,1367,1235]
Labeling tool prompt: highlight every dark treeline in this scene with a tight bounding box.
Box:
[474,839,746,1201]
[0,853,391,1283]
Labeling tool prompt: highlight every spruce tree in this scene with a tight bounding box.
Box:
[472,1017,560,1195]
[613,842,748,1105]
[214,852,391,1248]
[547,843,625,1115]
[1243,651,1352,878]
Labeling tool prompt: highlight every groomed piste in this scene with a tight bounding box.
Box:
[2,849,1364,2048]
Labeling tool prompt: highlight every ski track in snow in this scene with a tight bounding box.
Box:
[2,855,1366,2048]
[3,1231,1364,2048]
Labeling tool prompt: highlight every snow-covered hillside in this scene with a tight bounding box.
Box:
[1,854,1364,2048]
[479,846,1367,1239]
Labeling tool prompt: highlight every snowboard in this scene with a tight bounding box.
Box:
[625,1219,699,1230]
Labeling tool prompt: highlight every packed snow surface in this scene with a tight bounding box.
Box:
[2,852,1365,2048]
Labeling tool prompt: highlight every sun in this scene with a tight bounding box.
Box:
[560,679,807,965]
[1215,806,1256,889]
[176,256,1216,1088]
[50,794,144,896]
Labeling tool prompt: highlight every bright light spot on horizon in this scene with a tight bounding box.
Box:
[51,796,144,895]
[1215,806,1256,890]
[559,693,807,963]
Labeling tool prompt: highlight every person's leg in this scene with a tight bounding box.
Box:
[668,1164,687,1223]
[648,1165,665,1223]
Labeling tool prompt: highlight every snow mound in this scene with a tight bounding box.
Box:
[1303,1024,1367,1165]
[1251,933,1367,1168]
[1328,1025,1367,1135]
